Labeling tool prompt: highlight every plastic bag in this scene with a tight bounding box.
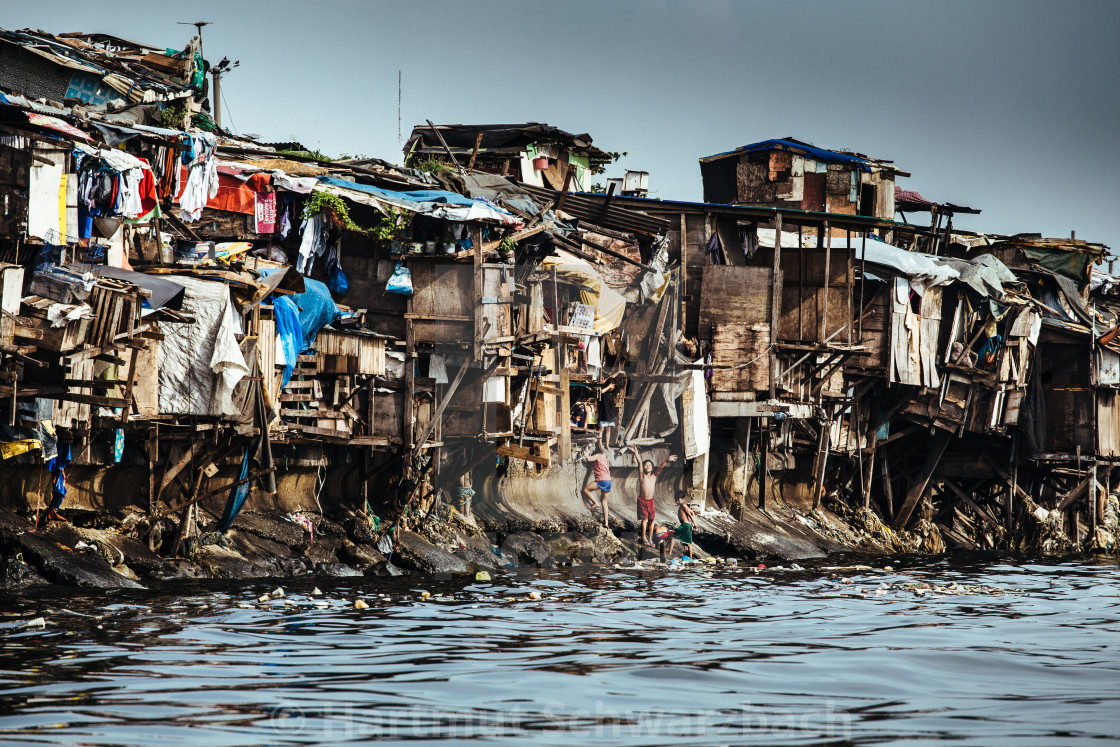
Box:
[327,258,349,296]
[386,261,413,295]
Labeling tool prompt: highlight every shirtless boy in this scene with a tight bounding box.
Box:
[630,445,677,546]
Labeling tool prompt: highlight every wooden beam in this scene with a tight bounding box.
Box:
[467,131,484,172]
[496,441,550,466]
[770,212,782,399]
[892,429,951,529]
[1055,474,1094,511]
[155,467,278,520]
[414,357,472,452]
[879,451,895,520]
[942,477,1002,530]
[425,119,462,171]
[480,221,552,253]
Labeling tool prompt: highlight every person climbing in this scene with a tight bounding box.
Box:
[598,372,623,447]
[582,441,614,529]
[630,445,677,546]
[654,494,697,560]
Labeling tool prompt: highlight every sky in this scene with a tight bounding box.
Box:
[6,1,1119,251]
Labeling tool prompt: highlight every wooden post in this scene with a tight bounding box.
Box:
[819,220,831,343]
[147,424,159,515]
[770,212,782,399]
[859,232,867,339]
[404,314,416,453]
[758,417,769,510]
[467,131,484,172]
[740,416,753,519]
[554,266,571,463]
[846,228,854,345]
[797,223,804,342]
[554,162,575,218]
[879,451,895,520]
[812,419,830,510]
[862,404,877,510]
[120,346,138,424]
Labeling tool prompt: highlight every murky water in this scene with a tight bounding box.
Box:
[1,556,1118,746]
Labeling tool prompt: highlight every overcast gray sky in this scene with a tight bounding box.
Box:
[7,1,1119,249]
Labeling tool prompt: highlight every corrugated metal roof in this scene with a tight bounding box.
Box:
[519,184,670,237]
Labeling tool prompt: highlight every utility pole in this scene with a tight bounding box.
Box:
[209,57,239,130]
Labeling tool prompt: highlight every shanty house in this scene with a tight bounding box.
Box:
[404,123,613,193]
[699,138,906,220]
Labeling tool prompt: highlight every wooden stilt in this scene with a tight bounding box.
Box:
[880,451,895,520]
[758,417,769,510]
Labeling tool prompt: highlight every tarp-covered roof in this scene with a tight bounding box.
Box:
[700,138,877,171]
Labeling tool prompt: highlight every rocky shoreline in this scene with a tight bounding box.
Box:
[0,481,1017,591]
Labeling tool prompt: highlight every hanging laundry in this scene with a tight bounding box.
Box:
[297,214,328,274]
[279,201,292,240]
[177,132,217,222]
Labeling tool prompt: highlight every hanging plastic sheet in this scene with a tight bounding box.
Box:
[217,447,251,533]
[273,294,302,388]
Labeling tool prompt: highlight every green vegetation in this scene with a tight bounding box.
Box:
[160,101,189,128]
[406,154,454,174]
[371,207,410,242]
[303,191,366,232]
[278,148,337,163]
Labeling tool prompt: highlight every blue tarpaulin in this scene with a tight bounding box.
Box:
[261,270,339,355]
[272,295,302,387]
[703,139,872,171]
[317,177,476,207]
[217,447,251,533]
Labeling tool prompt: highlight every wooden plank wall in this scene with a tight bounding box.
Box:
[850,284,888,370]
[1098,390,1120,457]
[711,322,770,393]
[409,263,473,342]
[698,265,772,337]
[316,329,385,375]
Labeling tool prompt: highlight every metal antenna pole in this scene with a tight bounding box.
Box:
[176,20,211,68]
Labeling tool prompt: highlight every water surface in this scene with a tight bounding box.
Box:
[1,556,1118,745]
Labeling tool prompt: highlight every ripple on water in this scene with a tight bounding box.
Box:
[0,558,1118,746]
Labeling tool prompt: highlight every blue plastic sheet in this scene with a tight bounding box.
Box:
[217,447,251,533]
[261,270,340,355]
[703,138,872,171]
[272,295,302,388]
[317,177,475,207]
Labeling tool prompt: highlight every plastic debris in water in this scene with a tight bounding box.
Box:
[475,571,491,582]
[286,512,315,542]
[354,599,369,609]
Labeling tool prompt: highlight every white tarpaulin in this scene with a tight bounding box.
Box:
[158,276,248,416]
[28,162,63,240]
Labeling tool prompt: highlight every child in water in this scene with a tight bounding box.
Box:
[654,493,697,560]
